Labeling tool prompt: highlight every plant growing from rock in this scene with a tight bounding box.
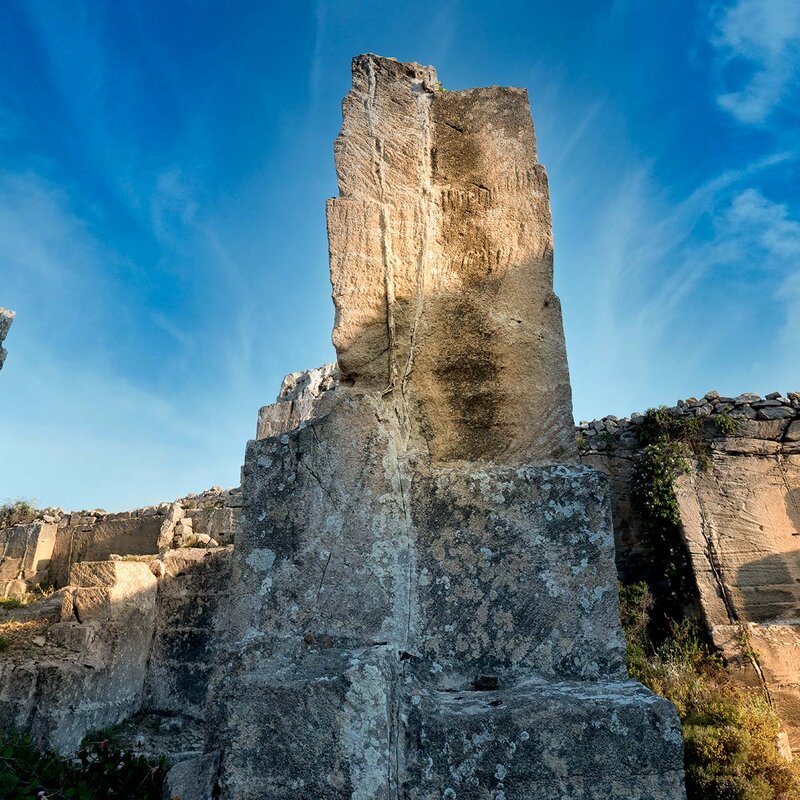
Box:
[0,500,37,529]
[631,417,696,623]
[619,582,800,800]
[714,412,741,436]
[0,730,167,800]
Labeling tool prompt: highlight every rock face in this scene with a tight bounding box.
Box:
[0,487,241,597]
[0,548,233,758]
[327,55,575,464]
[0,55,687,799]
[580,392,800,755]
[214,55,685,800]
[256,362,338,439]
[0,491,239,759]
[0,307,14,370]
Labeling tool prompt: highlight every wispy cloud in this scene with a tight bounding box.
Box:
[560,142,799,419]
[710,0,800,124]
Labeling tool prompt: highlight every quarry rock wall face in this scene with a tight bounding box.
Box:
[216,55,685,800]
[0,307,14,370]
[581,392,800,754]
[0,487,241,597]
[0,492,238,759]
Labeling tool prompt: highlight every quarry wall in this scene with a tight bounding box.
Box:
[1,487,241,597]
[579,390,800,754]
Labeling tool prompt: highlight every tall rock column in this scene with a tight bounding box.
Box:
[327,56,575,462]
[216,55,686,799]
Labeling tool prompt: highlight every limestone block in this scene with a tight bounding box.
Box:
[219,646,395,800]
[403,680,685,800]
[232,393,409,650]
[411,464,626,685]
[51,514,164,587]
[256,362,339,439]
[0,521,56,584]
[145,547,232,718]
[580,452,644,582]
[67,560,157,623]
[327,54,575,464]
[164,752,220,800]
[0,561,158,754]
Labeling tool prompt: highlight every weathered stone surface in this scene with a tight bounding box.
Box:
[675,455,800,627]
[210,53,683,800]
[219,646,395,800]
[0,561,157,754]
[579,391,800,753]
[411,464,626,685]
[327,54,575,464]
[0,521,56,594]
[144,547,232,719]
[0,307,14,370]
[404,680,685,800]
[3,487,241,590]
[256,362,338,439]
[164,752,221,800]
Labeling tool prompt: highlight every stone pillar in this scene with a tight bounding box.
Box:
[327,56,575,463]
[217,55,686,799]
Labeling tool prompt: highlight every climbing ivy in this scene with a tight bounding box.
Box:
[631,407,702,627]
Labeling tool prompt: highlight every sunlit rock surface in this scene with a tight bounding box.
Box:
[214,54,685,800]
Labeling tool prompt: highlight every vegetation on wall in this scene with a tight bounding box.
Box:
[630,407,701,625]
[0,500,38,529]
[0,731,166,800]
[620,583,800,800]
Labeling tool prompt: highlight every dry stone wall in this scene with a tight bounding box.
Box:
[580,390,800,754]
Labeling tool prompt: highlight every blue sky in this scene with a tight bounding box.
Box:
[1,0,798,510]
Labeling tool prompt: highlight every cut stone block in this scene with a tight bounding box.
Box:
[403,680,685,800]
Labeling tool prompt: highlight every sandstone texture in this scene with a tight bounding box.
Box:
[580,390,800,754]
[0,307,14,370]
[327,55,575,464]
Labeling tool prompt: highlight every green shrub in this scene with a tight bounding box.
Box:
[0,500,37,529]
[714,413,742,436]
[0,730,167,799]
[620,582,800,800]
[631,437,696,620]
[0,635,9,652]
[0,597,25,610]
